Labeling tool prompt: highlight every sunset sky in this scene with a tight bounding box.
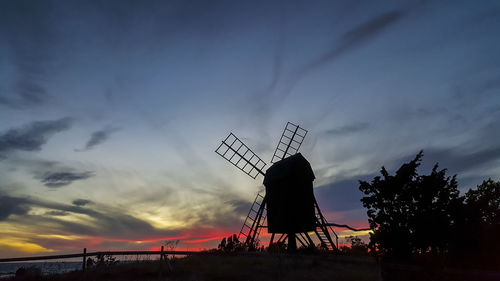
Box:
[1,0,500,257]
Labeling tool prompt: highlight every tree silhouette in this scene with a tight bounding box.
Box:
[359,151,461,258]
[450,179,500,268]
[465,178,500,225]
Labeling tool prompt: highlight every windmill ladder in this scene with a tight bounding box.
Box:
[313,199,339,251]
[238,193,267,248]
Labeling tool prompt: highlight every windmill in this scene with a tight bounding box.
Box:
[215,122,338,251]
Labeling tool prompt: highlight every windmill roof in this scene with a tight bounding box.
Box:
[263,153,315,185]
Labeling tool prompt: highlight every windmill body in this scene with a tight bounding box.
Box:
[216,122,338,251]
[264,153,316,234]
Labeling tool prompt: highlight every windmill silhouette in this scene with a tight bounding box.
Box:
[216,122,338,251]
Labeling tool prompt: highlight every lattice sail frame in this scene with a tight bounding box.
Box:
[271,122,308,163]
[215,133,266,179]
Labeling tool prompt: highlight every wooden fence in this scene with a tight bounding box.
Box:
[0,247,203,271]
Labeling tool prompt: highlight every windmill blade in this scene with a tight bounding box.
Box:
[215,133,266,179]
[271,122,308,163]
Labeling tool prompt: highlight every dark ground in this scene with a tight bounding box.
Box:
[6,253,500,281]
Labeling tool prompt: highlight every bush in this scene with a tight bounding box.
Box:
[86,254,119,270]
[218,234,246,252]
[340,236,369,256]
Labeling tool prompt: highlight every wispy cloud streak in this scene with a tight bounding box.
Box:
[38,171,94,188]
[0,118,72,156]
[77,127,119,151]
[72,199,92,206]
[0,1,56,109]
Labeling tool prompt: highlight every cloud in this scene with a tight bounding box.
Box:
[404,146,500,190]
[44,210,68,216]
[341,11,402,49]
[309,137,500,223]
[424,147,500,174]
[315,176,374,213]
[0,183,253,251]
[0,1,56,109]
[72,199,92,206]
[325,123,370,137]
[38,171,94,188]
[227,199,252,217]
[241,8,407,126]
[309,138,500,225]
[78,127,119,151]
[5,196,180,240]
[279,10,404,99]
[0,195,31,221]
[358,145,500,192]
[0,156,95,188]
[0,117,72,156]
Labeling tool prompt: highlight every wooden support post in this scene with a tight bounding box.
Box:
[277,233,287,243]
[295,234,307,248]
[82,248,87,271]
[160,245,164,261]
[304,232,315,247]
[298,233,310,247]
[288,233,297,251]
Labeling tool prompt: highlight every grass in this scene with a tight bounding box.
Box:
[6,253,380,281]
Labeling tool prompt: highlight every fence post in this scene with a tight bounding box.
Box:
[159,246,164,279]
[82,248,87,271]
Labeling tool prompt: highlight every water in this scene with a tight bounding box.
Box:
[0,262,81,278]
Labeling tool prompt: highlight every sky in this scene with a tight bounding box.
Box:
[1,0,500,258]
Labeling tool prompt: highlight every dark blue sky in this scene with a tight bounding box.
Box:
[1,0,500,256]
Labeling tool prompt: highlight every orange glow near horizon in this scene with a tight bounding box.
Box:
[0,225,376,258]
[0,207,372,258]
[184,235,227,244]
